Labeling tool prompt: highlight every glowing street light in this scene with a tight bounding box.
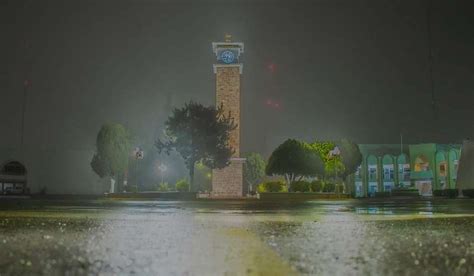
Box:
[132,147,144,192]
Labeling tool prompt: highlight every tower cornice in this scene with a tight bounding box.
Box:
[212,42,244,56]
[213,64,243,74]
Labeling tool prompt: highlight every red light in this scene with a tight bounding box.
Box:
[267,63,276,73]
[264,99,282,110]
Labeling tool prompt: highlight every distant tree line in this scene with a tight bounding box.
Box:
[262,138,362,193]
[89,102,362,196]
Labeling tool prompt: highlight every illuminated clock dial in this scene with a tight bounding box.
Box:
[220,50,235,64]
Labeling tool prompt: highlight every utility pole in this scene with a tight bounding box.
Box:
[20,80,30,148]
[133,147,144,192]
[426,0,438,139]
[400,133,403,155]
[21,34,33,150]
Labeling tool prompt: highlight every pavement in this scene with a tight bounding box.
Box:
[0,198,473,275]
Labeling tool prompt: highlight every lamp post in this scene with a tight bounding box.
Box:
[133,147,144,192]
[158,164,167,185]
[329,146,341,194]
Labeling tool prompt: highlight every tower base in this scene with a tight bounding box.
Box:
[211,158,245,198]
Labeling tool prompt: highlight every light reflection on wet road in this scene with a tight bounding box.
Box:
[0,199,473,275]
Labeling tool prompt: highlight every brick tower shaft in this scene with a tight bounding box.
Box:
[216,66,241,157]
[211,37,245,198]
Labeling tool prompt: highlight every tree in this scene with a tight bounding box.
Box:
[310,141,345,178]
[90,123,132,193]
[91,154,109,178]
[311,139,362,194]
[337,139,362,180]
[266,139,324,188]
[194,161,212,192]
[243,152,266,193]
[175,178,190,192]
[156,102,237,191]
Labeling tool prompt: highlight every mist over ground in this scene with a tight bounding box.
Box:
[1,0,473,193]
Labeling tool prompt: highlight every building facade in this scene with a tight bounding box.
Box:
[352,143,461,197]
[0,160,27,195]
[0,147,105,195]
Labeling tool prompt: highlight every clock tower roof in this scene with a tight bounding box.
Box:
[212,41,244,56]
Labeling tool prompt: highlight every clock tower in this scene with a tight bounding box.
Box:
[211,35,245,198]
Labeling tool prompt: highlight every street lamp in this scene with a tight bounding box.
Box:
[132,147,144,192]
[329,146,341,194]
[158,164,167,184]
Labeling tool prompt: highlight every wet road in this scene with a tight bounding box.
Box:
[0,199,474,275]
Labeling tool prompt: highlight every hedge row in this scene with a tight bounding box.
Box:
[433,189,458,198]
[257,180,341,193]
[257,181,287,193]
[433,189,474,198]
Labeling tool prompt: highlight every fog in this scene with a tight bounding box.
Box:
[1,0,473,192]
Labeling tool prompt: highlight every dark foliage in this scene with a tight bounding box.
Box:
[290,181,312,192]
[90,123,131,179]
[337,139,363,180]
[90,154,109,178]
[310,180,323,192]
[243,152,266,192]
[433,189,459,198]
[375,192,391,198]
[257,181,287,192]
[462,189,474,198]
[156,102,237,191]
[322,182,336,192]
[266,139,324,186]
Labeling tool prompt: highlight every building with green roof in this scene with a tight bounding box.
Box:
[352,143,461,197]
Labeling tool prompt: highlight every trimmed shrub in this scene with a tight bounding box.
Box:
[124,185,137,193]
[446,189,458,198]
[335,183,344,194]
[375,192,391,198]
[433,189,458,198]
[291,181,311,192]
[462,189,474,198]
[257,181,287,193]
[175,178,190,192]
[310,180,323,192]
[322,182,336,192]
[157,182,170,192]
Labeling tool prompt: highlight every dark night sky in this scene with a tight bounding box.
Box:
[2,0,474,157]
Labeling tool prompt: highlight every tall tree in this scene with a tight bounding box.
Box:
[194,161,212,192]
[243,152,266,193]
[337,139,362,180]
[266,139,324,188]
[310,141,345,178]
[90,123,131,193]
[156,102,236,191]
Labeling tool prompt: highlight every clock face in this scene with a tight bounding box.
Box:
[220,50,235,64]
